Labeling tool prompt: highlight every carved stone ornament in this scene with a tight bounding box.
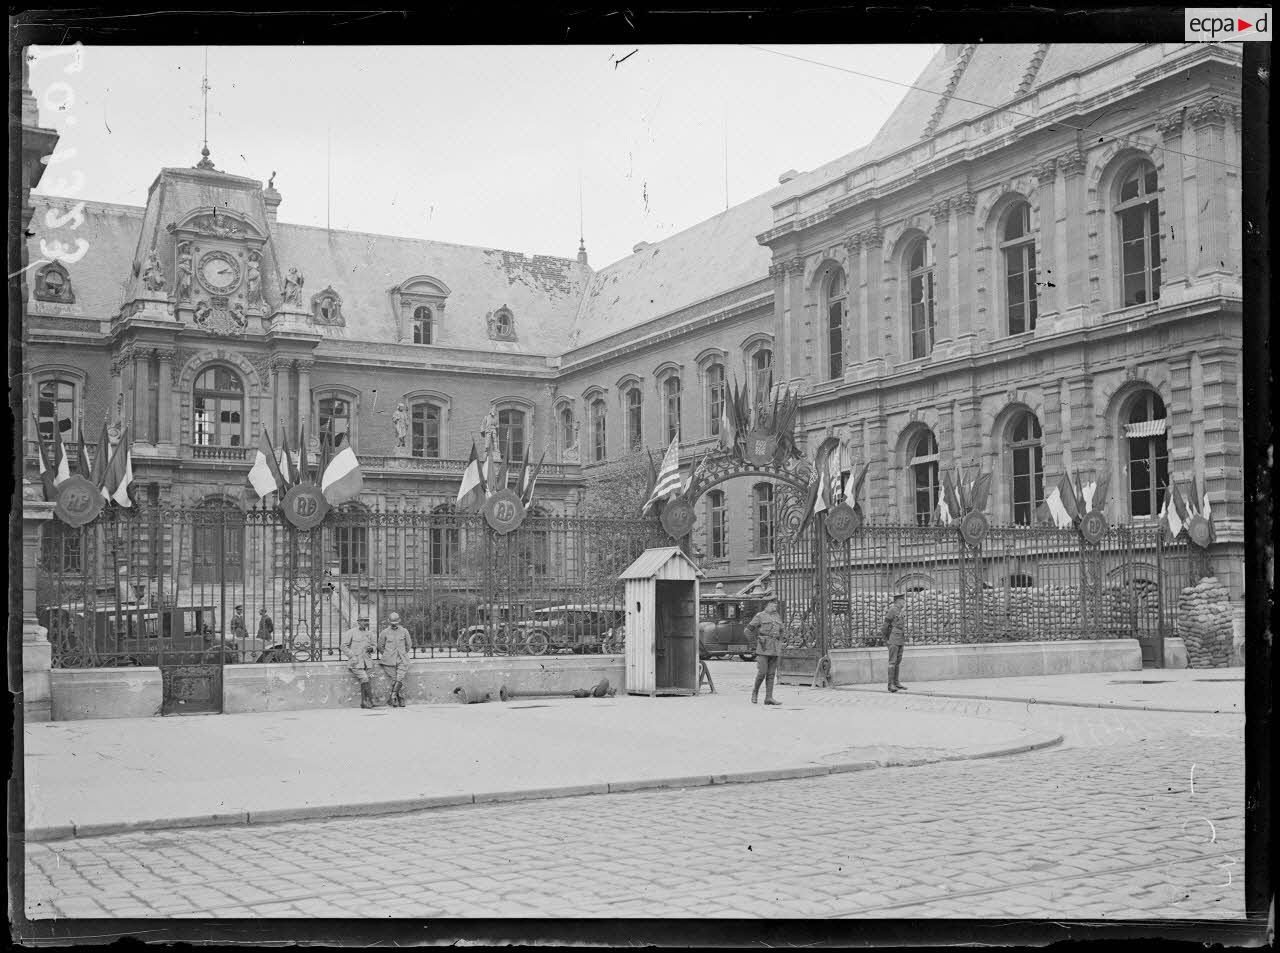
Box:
[246,252,263,307]
[33,261,74,303]
[486,307,516,341]
[785,256,806,276]
[1033,158,1058,185]
[1154,110,1184,137]
[281,267,305,307]
[861,226,885,249]
[183,213,246,239]
[1188,97,1231,128]
[191,297,246,337]
[141,247,166,292]
[175,243,194,301]
[1057,150,1087,177]
[311,287,344,326]
[930,198,951,222]
[951,191,976,215]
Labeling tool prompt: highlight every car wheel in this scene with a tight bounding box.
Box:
[739,653,756,662]
[524,629,551,656]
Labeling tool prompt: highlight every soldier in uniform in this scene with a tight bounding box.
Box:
[881,593,909,693]
[343,615,377,709]
[377,611,413,708]
[747,598,784,706]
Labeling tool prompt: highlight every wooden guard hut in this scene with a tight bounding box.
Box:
[620,547,704,697]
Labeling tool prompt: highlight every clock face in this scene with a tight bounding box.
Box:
[198,252,242,294]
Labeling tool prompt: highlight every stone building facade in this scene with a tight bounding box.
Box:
[22,43,1244,605]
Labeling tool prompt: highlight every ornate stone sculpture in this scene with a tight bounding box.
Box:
[481,406,500,457]
[141,248,166,292]
[282,267,304,306]
[193,300,213,328]
[175,243,193,300]
[246,252,262,305]
[230,303,248,329]
[392,402,409,450]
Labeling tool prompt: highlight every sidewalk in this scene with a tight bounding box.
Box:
[842,667,1246,714]
[23,686,1059,842]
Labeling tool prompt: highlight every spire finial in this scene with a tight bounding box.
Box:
[577,169,588,266]
[196,47,215,170]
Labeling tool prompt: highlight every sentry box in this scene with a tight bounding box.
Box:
[619,547,704,696]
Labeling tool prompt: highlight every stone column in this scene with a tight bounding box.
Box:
[785,257,807,382]
[135,348,152,443]
[863,227,885,366]
[296,360,313,436]
[1066,375,1096,476]
[844,234,863,367]
[929,199,952,351]
[1154,110,1188,291]
[1199,348,1242,522]
[865,411,890,518]
[1166,356,1195,489]
[1041,379,1066,479]
[951,191,977,348]
[1188,98,1231,279]
[156,349,175,444]
[1058,150,1089,317]
[22,481,54,722]
[958,396,982,469]
[1033,158,1060,319]
[769,262,789,381]
[269,358,284,437]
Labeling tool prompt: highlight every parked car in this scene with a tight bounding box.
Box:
[512,604,626,655]
[36,602,270,665]
[455,605,527,654]
[698,594,771,661]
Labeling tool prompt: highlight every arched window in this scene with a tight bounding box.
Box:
[413,306,433,344]
[906,238,936,359]
[192,366,244,448]
[1116,162,1161,307]
[754,483,775,556]
[558,405,575,452]
[591,398,607,462]
[663,376,682,444]
[1007,411,1045,525]
[333,513,368,576]
[1002,201,1037,334]
[37,378,77,443]
[706,363,726,438]
[708,490,727,559]
[908,430,939,526]
[752,348,773,403]
[430,504,460,576]
[498,409,525,461]
[1125,391,1169,517]
[825,268,846,379]
[410,401,442,458]
[625,387,643,451]
[318,396,352,450]
[41,522,82,573]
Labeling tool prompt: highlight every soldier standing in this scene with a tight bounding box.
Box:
[343,615,377,709]
[377,611,412,708]
[882,593,909,693]
[747,598,784,706]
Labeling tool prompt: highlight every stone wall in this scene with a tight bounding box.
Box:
[1175,576,1235,668]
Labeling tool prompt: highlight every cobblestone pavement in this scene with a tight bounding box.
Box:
[24,685,1245,920]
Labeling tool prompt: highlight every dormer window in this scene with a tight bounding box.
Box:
[34,262,74,303]
[311,286,344,326]
[488,306,516,341]
[413,306,433,344]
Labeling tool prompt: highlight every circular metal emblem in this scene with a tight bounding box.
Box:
[483,488,527,535]
[282,484,330,530]
[959,510,989,547]
[1079,508,1109,545]
[197,250,243,294]
[743,429,779,466]
[1185,514,1211,548]
[824,502,862,542]
[660,498,697,539]
[53,475,104,527]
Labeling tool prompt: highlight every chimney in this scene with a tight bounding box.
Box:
[633,241,651,254]
[263,178,282,231]
[778,169,799,184]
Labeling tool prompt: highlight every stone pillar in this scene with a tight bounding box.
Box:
[785,257,808,382]
[1188,98,1232,279]
[844,234,863,367]
[929,199,952,350]
[1198,349,1242,521]
[951,191,977,347]
[296,359,313,437]
[1041,379,1066,478]
[865,411,890,517]
[1167,356,1195,486]
[269,358,284,436]
[862,227,885,366]
[156,349,175,444]
[121,348,137,436]
[1154,110,1188,291]
[936,404,956,461]
[134,349,152,443]
[1033,158,1060,319]
[769,262,790,381]
[1066,375,1096,476]
[22,482,54,722]
[958,396,982,469]
[1058,150,1088,317]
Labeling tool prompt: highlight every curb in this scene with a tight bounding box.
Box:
[843,686,1243,715]
[24,730,1062,844]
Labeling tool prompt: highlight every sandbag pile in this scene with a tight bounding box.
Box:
[1175,576,1234,668]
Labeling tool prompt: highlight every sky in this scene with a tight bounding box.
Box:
[28,44,940,270]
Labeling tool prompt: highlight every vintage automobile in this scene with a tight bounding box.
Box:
[36,602,271,666]
[455,604,528,655]
[511,604,626,656]
[697,593,772,661]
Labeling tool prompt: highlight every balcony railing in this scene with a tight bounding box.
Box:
[191,444,249,461]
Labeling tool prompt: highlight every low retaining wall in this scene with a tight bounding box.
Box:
[828,639,1143,686]
[48,656,625,720]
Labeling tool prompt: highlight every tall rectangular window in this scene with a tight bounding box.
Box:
[411,403,441,458]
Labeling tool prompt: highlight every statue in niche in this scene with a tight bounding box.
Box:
[246,253,262,305]
[481,405,500,459]
[282,266,304,306]
[175,244,193,300]
[392,402,409,451]
[141,248,166,292]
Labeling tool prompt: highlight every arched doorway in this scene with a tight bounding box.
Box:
[192,499,244,584]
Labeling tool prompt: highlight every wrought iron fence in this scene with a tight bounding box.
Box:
[37,504,666,669]
[774,520,1191,654]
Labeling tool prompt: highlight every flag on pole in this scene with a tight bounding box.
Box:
[1057,472,1079,524]
[937,471,957,525]
[718,386,733,451]
[90,418,110,489]
[37,411,71,489]
[642,435,682,514]
[1044,477,1074,530]
[456,442,487,511]
[248,426,287,499]
[32,417,57,501]
[321,444,364,505]
[520,451,546,507]
[1160,484,1184,540]
[103,426,134,507]
[1170,482,1189,523]
[969,472,992,513]
[1186,476,1202,517]
[1093,473,1111,512]
[797,436,841,536]
[74,423,91,478]
[278,426,297,487]
[846,462,869,510]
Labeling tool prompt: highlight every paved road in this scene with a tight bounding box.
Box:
[24,679,1245,920]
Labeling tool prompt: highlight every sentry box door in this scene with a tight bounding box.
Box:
[654,580,698,694]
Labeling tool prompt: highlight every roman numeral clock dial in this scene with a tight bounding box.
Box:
[197,251,242,295]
